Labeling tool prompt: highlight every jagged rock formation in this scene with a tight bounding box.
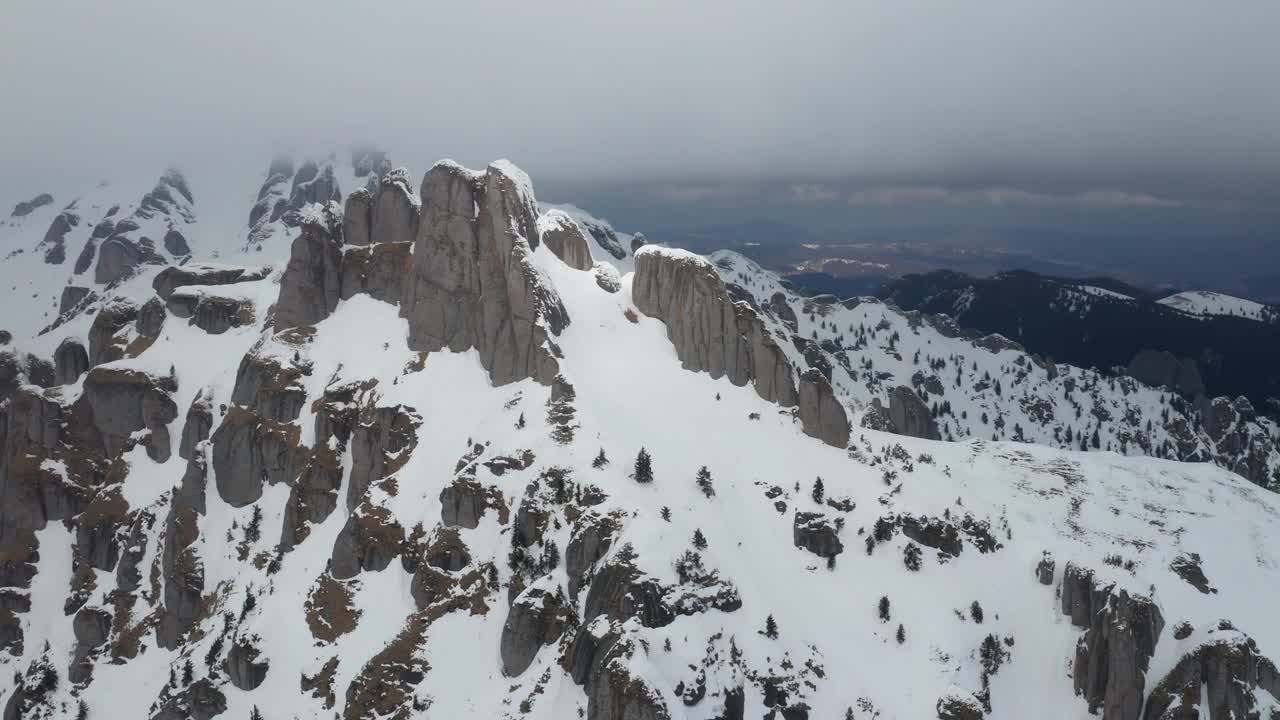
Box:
[10,194,52,218]
[538,209,594,271]
[797,368,850,447]
[399,160,569,386]
[1143,624,1280,720]
[167,288,256,334]
[53,337,88,385]
[369,168,420,246]
[247,156,342,250]
[887,385,941,440]
[342,188,373,247]
[793,511,844,558]
[38,207,79,264]
[632,246,797,407]
[3,156,1280,720]
[153,264,271,301]
[1061,563,1164,720]
[94,170,195,285]
[274,203,344,330]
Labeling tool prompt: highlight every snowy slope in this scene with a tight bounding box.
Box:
[1,159,1278,720]
[711,251,1280,489]
[1158,290,1278,323]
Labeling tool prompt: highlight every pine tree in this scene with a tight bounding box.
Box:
[634,447,653,484]
[182,659,194,685]
[763,614,779,639]
[896,623,906,644]
[250,707,264,720]
[970,600,984,624]
[811,477,824,504]
[903,542,922,571]
[592,447,609,468]
[515,412,526,429]
[878,596,891,622]
[695,466,715,498]
[692,529,707,550]
[660,506,671,522]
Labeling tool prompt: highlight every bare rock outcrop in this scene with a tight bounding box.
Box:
[797,368,850,448]
[538,209,594,271]
[500,578,570,676]
[887,385,941,440]
[224,638,270,691]
[399,160,569,387]
[343,188,373,246]
[80,367,178,463]
[38,208,79,264]
[632,246,797,406]
[1060,562,1164,720]
[273,202,343,330]
[1143,625,1280,720]
[793,511,843,558]
[340,241,412,305]
[370,168,420,246]
[10,193,53,218]
[153,264,270,301]
[54,338,88,385]
[167,288,255,334]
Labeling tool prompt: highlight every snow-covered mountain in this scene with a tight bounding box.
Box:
[1157,290,1279,324]
[1,157,1279,720]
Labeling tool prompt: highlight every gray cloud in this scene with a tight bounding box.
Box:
[1,1,1277,208]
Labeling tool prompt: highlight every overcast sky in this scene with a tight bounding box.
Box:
[3,1,1278,215]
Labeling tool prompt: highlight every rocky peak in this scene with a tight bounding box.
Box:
[632,245,798,407]
[399,160,568,386]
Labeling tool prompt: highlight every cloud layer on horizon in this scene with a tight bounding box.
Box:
[1,1,1277,209]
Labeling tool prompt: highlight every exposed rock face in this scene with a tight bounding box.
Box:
[500,579,569,676]
[1060,563,1164,720]
[797,369,850,448]
[370,168,420,245]
[632,246,798,407]
[1128,349,1204,397]
[54,338,88,385]
[80,367,179,463]
[887,385,941,440]
[331,507,403,579]
[248,155,295,229]
[1143,628,1280,720]
[210,346,308,507]
[286,161,342,222]
[274,203,343,329]
[568,621,671,720]
[153,264,271,301]
[10,193,53,217]
[69,606,112,683]
[39,208,79,264]
[167,289,255,334]
[88,299,138,366]
[96,234,157,285]
[224,639,269,691]
[59,285,92,317]
[1169,552,1216,595]
[178,392,213,462]
[793,512,843,558]
[439,477,492,529]
[163,228,190,257]
[347,404,420,511]
[399,160,568,386]
[538,209,594,271]
[150,678,226,720]
[342,188,373,247]
[340,242,412,305]
[567,512,617,600]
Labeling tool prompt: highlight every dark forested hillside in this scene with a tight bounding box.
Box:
[879,269,1280,412]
